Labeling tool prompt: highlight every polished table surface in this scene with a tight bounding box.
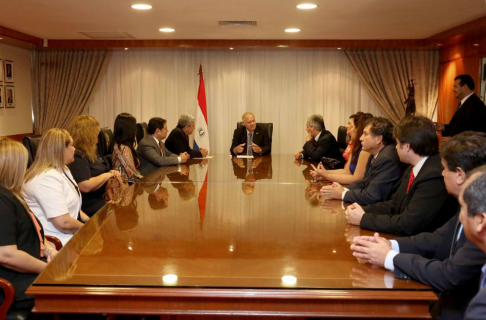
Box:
[28,155,436,318]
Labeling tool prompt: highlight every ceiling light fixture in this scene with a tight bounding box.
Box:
[229,47,234,50]
[159,28,175,33]
[437,43,443,46]
[296,3,318,9]
[337,47,342,50]
[277,45,288,48]
[124,48,129,50]
[131,4,152,10]
[285,28,300,33]
[473,43,480,47]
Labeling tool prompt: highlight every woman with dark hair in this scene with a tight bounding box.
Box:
[311,112,372,184]
[112,113,142,183]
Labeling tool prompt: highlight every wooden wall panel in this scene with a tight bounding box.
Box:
[438,43,482,125]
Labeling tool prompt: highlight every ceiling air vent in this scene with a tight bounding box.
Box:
[218,21,257,27]
[79,32,136,39]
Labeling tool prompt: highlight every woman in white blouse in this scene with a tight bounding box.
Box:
[22,128,90,245]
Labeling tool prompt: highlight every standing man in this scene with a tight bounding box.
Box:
[165,114,209,158]
[138,117,189,176]
[345,116,456,236]
[321,117,403,205]
[231,112,271,156]
[435,74,486,136]
[351,132,486,320]
[294,114,344,165]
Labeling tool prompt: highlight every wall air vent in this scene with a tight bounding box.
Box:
[79,32,136,39]
[218,21,257,27]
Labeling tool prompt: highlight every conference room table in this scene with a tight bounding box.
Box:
[27,155,437,319]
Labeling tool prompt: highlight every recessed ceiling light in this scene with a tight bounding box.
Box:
[229,47,234,50]
[159,28,175,33]
[285,28,300,33]
[131,4,152,10]
[473,43,480,47]
[296,3,317,9]
[124,48,129,50]
[0,38,3,40]
[337,47,342,50]
[437,43,443,46]
[277,45,288,48]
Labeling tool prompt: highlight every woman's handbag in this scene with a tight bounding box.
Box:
[104,174,129,203]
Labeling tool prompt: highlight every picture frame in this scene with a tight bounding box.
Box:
[5,60,14,82]
[0,85,4,108]
[5,85,15,108]
[0,59,3,83]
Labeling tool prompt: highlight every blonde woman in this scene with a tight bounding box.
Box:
[68,115,120,216]
[0,137,57,311]
[22,128,90,246]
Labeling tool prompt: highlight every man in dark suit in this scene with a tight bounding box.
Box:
[138,117,189,176]
[165,114,209,158]
[231,112,271,156]
[435,74,486,136]
[351,132,486,320]
[346,116,456,236]
[321,117,403,205]
[294,114,344,165]
[462,167,486,320]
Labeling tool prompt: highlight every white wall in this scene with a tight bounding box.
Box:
[89,50,382,154]
[0,43,32,136]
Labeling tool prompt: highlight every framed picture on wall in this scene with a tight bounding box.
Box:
[5,60,14,82]
[5,85,15,108]
[0,59,4,83]
[0,85,4,108]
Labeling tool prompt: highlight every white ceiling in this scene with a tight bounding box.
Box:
[2,0,486,40]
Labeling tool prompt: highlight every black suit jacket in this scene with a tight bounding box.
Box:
[444,93,486,137]
[465,286,486,320]
[360,153,456,236]
[343,144,404,205]
[301,130,344,165]
[165,126,203,158]
[393,213,486,320]
[230,124,271,155]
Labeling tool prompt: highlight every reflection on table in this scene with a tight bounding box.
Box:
[28,155,436,318]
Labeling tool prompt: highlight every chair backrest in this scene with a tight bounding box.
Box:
[22,135,42,167]
[97,127,114,157]
[337,126,347,154]
[236,122,273,142]
[45,235,63,251]
[0,277,15,319]
[136,122,148,143]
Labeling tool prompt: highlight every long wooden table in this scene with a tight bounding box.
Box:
[27,155,437,318]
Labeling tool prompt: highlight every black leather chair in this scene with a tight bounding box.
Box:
[236,122,273,142]
[97,127,114,157]
[22,135,42,168]
[337,126,348,154]
[136,122,148,143]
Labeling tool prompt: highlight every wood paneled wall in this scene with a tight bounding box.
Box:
[437,41,486,124]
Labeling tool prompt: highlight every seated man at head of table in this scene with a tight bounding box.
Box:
[344,115,457,236]
[321,117,403,205]
[294,114,344,165]
[351,132,486,320]
[165,114,209,158]
[231,112,271,156]
[138,117,189,176]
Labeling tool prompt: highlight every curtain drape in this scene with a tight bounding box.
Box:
[88,50,382,155]
[344,50,439,124]
[31,50,112,133]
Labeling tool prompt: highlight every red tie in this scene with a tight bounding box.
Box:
[158,142,163,155]
[406,171,415,193]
